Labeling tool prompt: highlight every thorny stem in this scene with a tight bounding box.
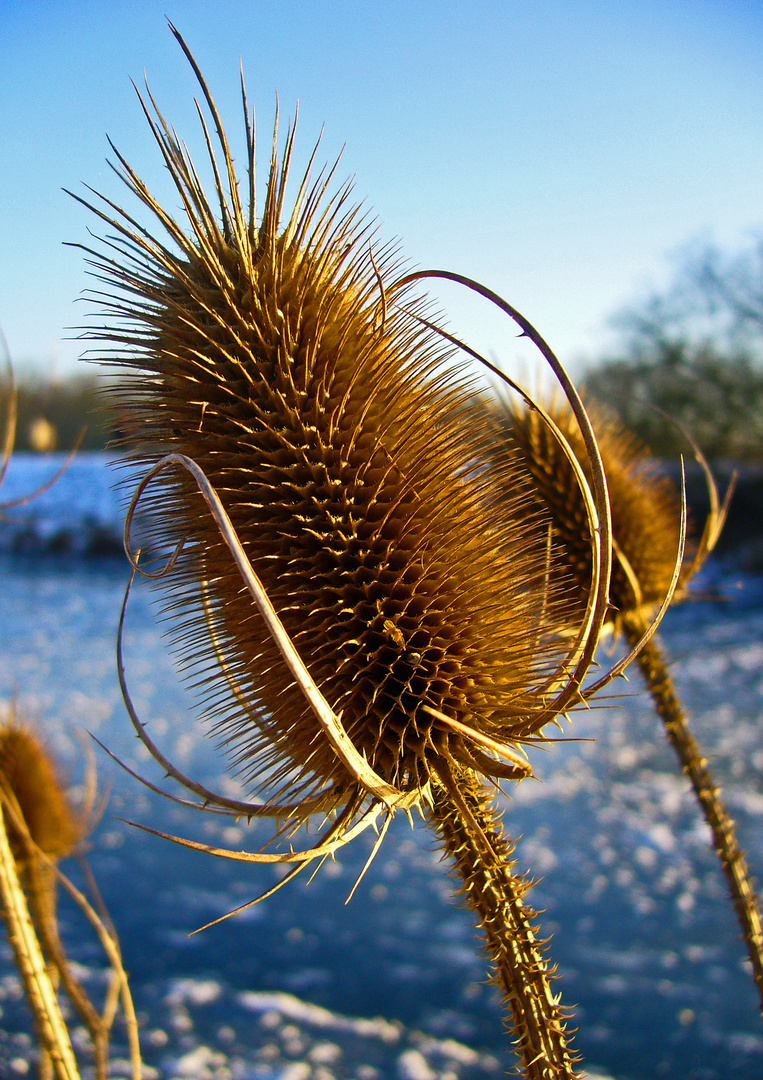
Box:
[428,767,581,1079]
[23,860,110,1080]
[623,615,763,1012]
[0,780,138,1079]
[0,806,80,1080]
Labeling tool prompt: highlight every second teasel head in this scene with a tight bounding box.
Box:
[490,392,688,629]
[75,31,599,822]
[0,713,83,866]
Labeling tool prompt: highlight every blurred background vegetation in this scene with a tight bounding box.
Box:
[583,233,763,463]
[5,373,114,452]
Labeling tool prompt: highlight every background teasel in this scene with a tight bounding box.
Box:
[0,717,84,866]
[495,392,687,627]
[0,715,85,969]
[0,709,142,1080]
[0,356,141,1078]
[69,27,634,1078]
[489,392,763,1011]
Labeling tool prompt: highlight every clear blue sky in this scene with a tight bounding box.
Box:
[1,0,761,381]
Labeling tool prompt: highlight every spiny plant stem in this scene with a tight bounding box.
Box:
[23,859,110,1080]
[428,766,581,1079]
[623,615,763,1011]
[0,806,80,1080]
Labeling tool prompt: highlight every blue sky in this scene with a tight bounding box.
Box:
[1,0,761,381]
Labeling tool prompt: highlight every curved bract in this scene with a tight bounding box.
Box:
[0,338,83,515]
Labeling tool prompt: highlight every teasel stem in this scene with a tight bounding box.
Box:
[22,860,65,1080]
[622,614,763,1011]
[0,805,80,1080]
[428,764,581,1079]
[22,858,110,1080]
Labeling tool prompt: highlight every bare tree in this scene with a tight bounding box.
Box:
[584,235,763,461]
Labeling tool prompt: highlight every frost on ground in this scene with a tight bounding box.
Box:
[0,470,762,1080]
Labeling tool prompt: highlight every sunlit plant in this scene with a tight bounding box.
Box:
[72,26,682,1078]
[0,706,141,1080]
[490,392,763,1011]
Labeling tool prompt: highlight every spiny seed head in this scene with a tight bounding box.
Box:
[0,716,82,863]
[491,393,688,623]
[77,40,577,811]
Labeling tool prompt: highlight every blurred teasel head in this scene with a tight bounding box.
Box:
[0,710,83,867]
[489,392,709,630]
[72,28,614,851]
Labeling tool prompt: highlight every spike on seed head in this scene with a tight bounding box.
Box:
[76,35,588,817]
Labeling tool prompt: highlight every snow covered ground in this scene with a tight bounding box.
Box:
[0,454,761,1078]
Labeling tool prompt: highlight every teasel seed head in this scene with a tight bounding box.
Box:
[73,30,612,841]
[0,711,82,866]
[490,393,690,628]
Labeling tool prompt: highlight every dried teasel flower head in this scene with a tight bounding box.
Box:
[72,30,614,872]
[0,708,83,865]
[0,706,142,1079]
[488,391,721,630]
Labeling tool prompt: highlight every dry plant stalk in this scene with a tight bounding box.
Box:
[498,394,763,1011]
[71,26,683,1077]
[624,623,763,1006]
[0,801,80,1080]
[0,711,142,1080]
[431,768,578,1077]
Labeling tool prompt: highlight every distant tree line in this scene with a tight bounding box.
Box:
[584,235,763,461]
[3,373,116,452]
